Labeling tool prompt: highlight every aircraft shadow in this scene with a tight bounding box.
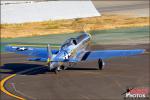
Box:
[66,67,98,71]
[0,63,98,75]
[0,63,49,75]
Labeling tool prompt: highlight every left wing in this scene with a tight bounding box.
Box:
[81,49,145,61]
[5,45,59,58]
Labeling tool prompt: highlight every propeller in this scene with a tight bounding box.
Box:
[47,44,52,66]
[83,24,105,50]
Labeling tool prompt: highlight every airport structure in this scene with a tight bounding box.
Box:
[1,1,100,24]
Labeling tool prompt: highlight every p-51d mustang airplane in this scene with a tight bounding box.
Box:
[5,32,145,73]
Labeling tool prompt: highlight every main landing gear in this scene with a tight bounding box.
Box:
[53,66,67,74]
[98,59,105,70]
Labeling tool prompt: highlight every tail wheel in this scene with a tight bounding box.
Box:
[98,59,105,70]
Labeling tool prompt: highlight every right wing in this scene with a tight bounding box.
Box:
[51,49,145,63]
[81,49,145,61]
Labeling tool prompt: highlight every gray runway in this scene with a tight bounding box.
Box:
[1,44,149,100]
[92,1,149,17]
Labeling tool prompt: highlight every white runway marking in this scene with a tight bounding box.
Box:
[11,83,37,100]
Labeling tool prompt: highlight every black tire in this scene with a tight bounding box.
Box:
[98,59,104,70]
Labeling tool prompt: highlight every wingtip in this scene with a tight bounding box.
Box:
[139,49,146,54]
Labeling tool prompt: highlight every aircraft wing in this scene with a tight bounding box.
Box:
[81,49,145,61]
[5,45,59,58]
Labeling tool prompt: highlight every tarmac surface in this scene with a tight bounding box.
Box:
[93,1,149,17]
[0,44,149,100]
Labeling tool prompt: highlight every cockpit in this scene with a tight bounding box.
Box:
[60,33,89,50]
[61,38,77,50]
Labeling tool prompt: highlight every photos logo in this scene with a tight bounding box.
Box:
[122,87,149,99]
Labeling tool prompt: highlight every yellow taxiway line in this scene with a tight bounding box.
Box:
[0,66,43,100]
[0,74,26,100]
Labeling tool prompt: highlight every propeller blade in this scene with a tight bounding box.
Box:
[47,44,53,63]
